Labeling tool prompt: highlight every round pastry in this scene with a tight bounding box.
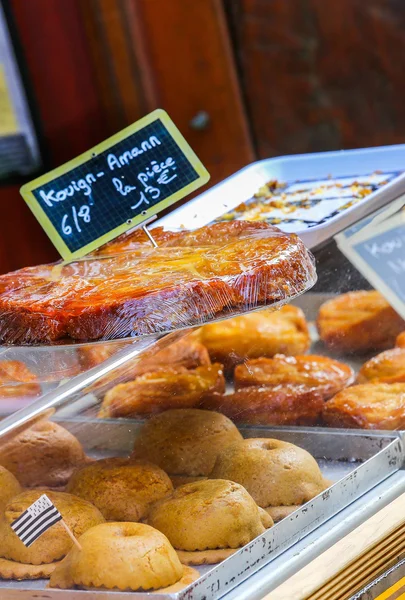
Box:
[357,348,405,384]
[0,490,104,571]
[0,421,87,488]
[98,363,225,419]
[0,466,21,512]
[147,479,272,564]
[210,438,328,521]
[67,458,173,521]
[0,360,41,398]
[202,385,324,426]
[197,305,310,373]
[323,383,405,429]
[396,332,405,348]
[49,522,198,591]
[235,355,354,400]
[317,291,405,354]
[131,409,243,480]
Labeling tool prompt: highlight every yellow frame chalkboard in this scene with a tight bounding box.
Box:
[20,109,210,260]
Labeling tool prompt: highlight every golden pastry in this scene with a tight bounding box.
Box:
[396,332,405,348]
[202,385,324,426]
[98,363,225,419]
[49,522,198,591]
[67,458,173,521]
[0,490,104,578]
[147,479,272,564]
[0,466,21,512]
[235,355,354,399]
[317,291,405,353]
[197,305,310,373]
[357,348,405,384]
[210,438,328,521]
[0,360,40,398]
[323,383,405,429]
[0,421,87,488]
[0,221,316,344]
[79,337,210,374]
[131,409,243,481]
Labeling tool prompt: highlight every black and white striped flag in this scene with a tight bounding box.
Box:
[11,494,62,548]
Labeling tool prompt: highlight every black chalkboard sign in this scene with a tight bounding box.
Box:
[20,109,210,259]
[337,211,405,319]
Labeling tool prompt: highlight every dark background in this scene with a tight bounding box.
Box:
[1,0,404,280]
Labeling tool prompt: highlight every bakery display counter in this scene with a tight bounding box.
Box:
[0,217,404,597]
[0,418,403,599]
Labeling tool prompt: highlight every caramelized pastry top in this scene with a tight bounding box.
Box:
[317,291,405,353]
[0,221,316,344]
[234,355,354,399]
[202,385,324,426]
[323,383,405,429]
[99,363,225,419]
[357,348,405,384]
[0,360,40,398]
[198,305,310,372]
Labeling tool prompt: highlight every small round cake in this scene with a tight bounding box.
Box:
[49,522,198,592]
[210,438,327,521]
[0,490,104,567]
[131,409,243,481]
[0,466,21,512]
[0,421,87,488]
[147,479,272,563]
[67,458,173,521]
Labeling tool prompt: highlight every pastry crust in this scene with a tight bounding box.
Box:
[357,348,405,384]
[0,421,87,488]
[0,221,316,344]
[323,383,405,429]
[198,305,310,373]
[147,479,272,552]
[0,557,62,580]
[235,355,354,399]
[0,360,40,398]
[396,332,405,348]
[0,490,104,565]
[210,438,327,508]
[49,522,184,591]
[131,408,243,477]
[317,291,405,354]
[67,458,173,521]
[202,385,324,426]
[99,363,225,418]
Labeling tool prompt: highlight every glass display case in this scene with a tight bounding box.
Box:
[0,145,405,599]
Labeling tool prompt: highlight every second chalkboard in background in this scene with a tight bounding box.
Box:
[20,109,210,260]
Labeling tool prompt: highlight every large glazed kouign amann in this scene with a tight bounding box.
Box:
[0,221,316,344]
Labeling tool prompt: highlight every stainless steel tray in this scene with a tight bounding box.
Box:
[1,423,403,600]
[156,145,405,250]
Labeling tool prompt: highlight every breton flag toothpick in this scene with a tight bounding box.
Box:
[11,494,63,548]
